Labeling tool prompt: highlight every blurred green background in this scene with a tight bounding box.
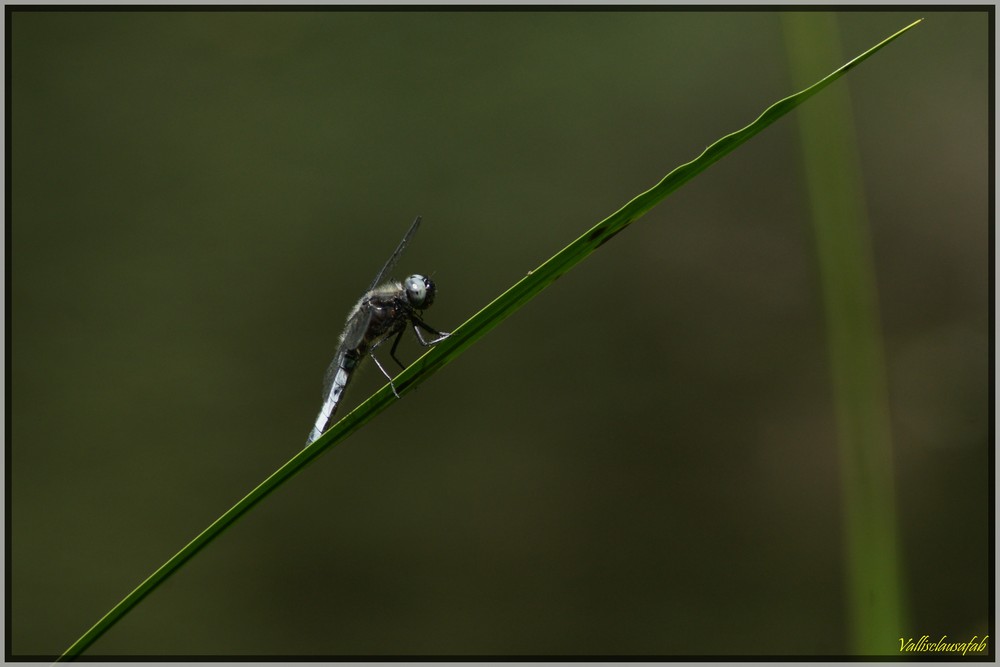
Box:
[10,9,989,657]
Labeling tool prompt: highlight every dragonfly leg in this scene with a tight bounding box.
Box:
[410,315,451,346]
[388,325,408,370]
[368,351,401,398]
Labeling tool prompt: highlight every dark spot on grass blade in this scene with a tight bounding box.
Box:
[588,224,625,249]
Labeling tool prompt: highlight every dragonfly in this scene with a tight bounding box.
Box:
[306,216,450,446]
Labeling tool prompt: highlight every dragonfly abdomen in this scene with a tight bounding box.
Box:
[306,349,360,445]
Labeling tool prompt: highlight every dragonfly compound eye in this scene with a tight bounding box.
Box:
[405,274,435,309]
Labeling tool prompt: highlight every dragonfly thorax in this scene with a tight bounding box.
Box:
[403,274,436,309]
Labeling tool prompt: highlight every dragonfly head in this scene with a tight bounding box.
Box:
[403,274,436,310]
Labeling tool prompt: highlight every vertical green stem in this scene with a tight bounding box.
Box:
[781,13,907,654]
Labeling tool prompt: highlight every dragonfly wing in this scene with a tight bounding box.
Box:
[339,302,375,356]
[366,215,422,292]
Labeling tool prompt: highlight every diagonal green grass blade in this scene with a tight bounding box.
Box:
[59,18,921,660]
